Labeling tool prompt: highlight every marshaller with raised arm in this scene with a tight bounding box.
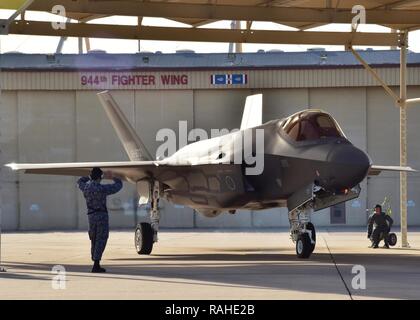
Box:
[77,167,123,273]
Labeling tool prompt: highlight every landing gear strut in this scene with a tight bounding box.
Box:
[289,205,316,259]
[135,181,161,255]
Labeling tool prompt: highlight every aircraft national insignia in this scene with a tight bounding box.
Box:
[211,74,248,85]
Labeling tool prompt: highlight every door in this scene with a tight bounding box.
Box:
[330,202,346,224]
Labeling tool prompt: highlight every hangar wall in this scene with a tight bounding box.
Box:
[1,53,420,231]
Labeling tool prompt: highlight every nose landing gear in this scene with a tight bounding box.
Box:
[289,205,316,259]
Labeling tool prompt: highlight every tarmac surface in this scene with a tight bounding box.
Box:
[1,228,420,300]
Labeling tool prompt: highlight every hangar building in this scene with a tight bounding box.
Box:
[1,49,420,231]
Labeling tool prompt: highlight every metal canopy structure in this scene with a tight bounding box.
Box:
[1,0,420,46]
[0,0,420,248]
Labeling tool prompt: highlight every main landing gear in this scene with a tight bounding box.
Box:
[135,181,160,255]
[289,204,316,259]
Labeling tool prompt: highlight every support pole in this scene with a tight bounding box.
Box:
[137,17,143,53]
[0,35,5,273]
[5,0,34,26]
[391,29,398,50]
[229,21,243,53]
[399,31,409,248]
[350,32,415,248]
[234,21,243,53]
[55,36,67,54]
[84,37,91,52]
[0,44,4,272]
[78,37,83,54]
[0,204,5,272]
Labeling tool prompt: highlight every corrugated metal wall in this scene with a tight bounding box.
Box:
[1,67,420,90]
[1,68,420,231]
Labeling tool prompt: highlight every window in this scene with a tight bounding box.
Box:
[298,119,319,141]
[284,115,299,132]
[282,111,344,142]
[287,121,300,141]
[315,115,342,138]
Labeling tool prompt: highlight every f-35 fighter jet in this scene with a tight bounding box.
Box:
[7,91,415,258]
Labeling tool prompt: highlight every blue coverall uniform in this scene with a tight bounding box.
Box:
[77,176,123,261]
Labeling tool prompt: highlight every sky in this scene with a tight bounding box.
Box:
[1,9,420,54]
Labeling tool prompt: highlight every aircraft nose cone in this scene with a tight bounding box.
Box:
[326,144,371,190]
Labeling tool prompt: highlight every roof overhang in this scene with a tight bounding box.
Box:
[1,0,420,46]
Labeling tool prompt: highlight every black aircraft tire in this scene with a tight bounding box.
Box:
[296,233,312,259]
[307,222,316,253]
[135,223,154,255]
[388,233,397,247]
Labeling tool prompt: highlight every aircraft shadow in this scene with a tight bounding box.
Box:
[0,270,51,282]
[3,250,420,299]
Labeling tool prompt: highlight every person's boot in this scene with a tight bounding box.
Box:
[372,243,379,249]
[91,260,106,273]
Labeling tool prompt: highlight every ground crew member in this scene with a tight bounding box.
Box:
[367,204,394,249]
[77,167,123,273]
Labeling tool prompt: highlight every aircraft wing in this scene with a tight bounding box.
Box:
[368,165,417,176]
[5,161,179,182]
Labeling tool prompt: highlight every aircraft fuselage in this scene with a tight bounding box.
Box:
[159,110,371,216]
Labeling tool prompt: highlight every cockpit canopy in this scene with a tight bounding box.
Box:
[280,110,346,142]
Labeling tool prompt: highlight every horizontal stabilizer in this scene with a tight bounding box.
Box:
[369,165,417,176]
[240,94,263,130]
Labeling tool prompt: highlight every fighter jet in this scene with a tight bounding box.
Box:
[6,91,416,258]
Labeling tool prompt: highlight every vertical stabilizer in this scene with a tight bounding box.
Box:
[97,91,152,161]
[240,94,263,130]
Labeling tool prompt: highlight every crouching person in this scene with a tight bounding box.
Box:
[368,204,394,249]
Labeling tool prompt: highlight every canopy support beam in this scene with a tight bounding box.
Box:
[6,20,400,47]
[0,0,35,35]
[349,47,400,103]
[19,0,420,26]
